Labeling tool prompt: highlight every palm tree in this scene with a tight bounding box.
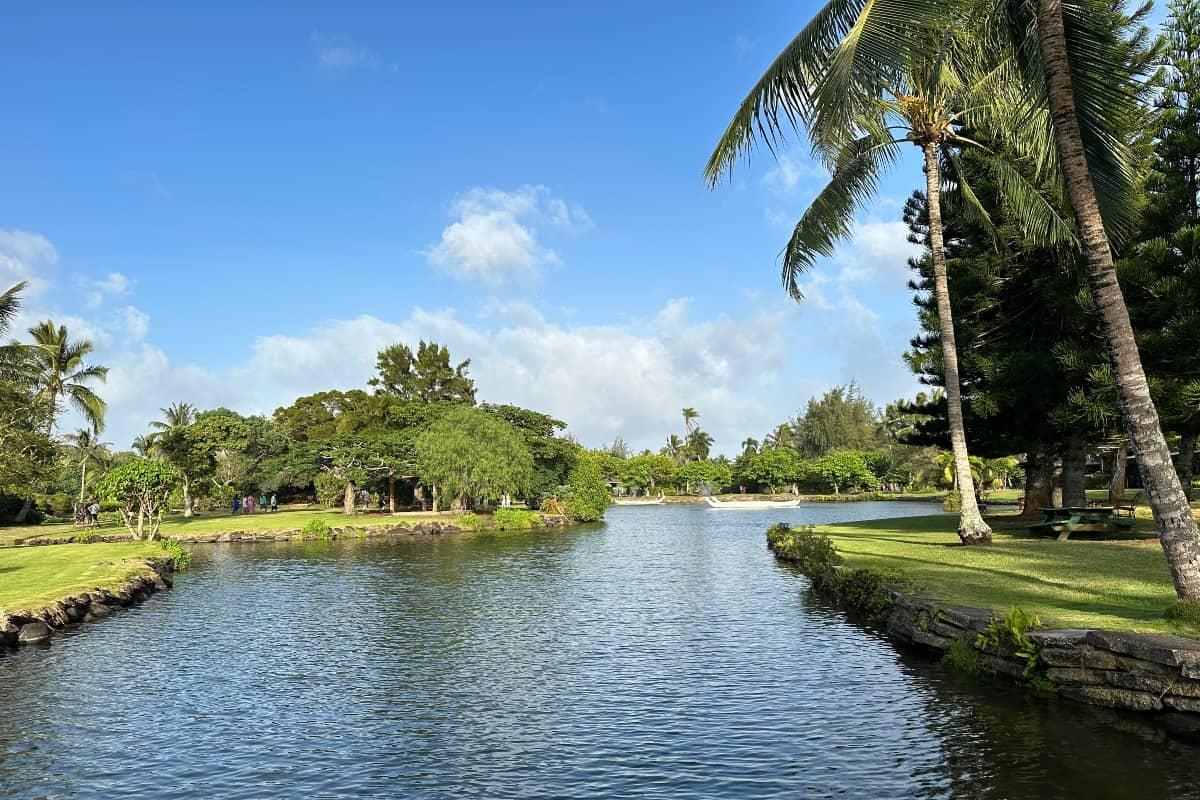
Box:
[741,437,760,456]
[0,282,28,379]
[131,434,160,457]
[764,423,794,450]
[705,7,1082,543]
[687,429,715,461]
[681,407,700,435]
[1011,0,1200,597]
[664,434,686,465]
[26,320,108,435]
[151,401,197,433]
[152,401,198,516]
[63,428,111,505]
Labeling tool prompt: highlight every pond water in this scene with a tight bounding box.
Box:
[0,501,1197,799]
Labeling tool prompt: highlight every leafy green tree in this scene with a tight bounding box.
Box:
[95,459,180,540]
[737,447,806,493]
[675,460,733,495]
[25,320,108,434]
[369,340,476,404]
[809,451,879,495]
[564,456,610,521]
[792,383,883,458]
[414,406,533,510]
[157,412,252,516]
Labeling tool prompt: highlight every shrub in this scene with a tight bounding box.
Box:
[1165,600,1200,627]
[458,511,479,531]
[36,492,74,519]
[302,517,333,541]
[942,638,980,675]
[157,538,193,571]
[942,489,962,512]
[564,458,610,522]
[540,497,567,516]
[493,508,542,530]
[766,524,841,576]
[75,528,96,544]
[813,567,904,623]
[978,608,1042,677]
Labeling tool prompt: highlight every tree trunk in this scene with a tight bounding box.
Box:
[14,498,32,523]
[923,143,991,544]
[79,462,87,505]
[1050,451,1064,508]
[1110,440,1128,504]
[388,473,396,513]
[1038,0,1200,598]
[1178,431,1196,503]
[432,485,439,513]
[343,481,356,516]
[182,472,193,518]
[1021,445,1054,519]
[1061,432,1087,508]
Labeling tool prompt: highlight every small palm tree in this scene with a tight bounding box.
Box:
[764,424,794,451]
[741,437,760,456]
[0,282,28,378]
[687,429,715,461]
[681,407,700,435]
[664,434,686,465]
[151,401,197,433]
[27,320,108,435]
[63,428,112,505]
[131,434,161,458]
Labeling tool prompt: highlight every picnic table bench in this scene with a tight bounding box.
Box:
[1029,506,1135,541]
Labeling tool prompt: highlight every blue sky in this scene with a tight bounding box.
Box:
[2,1,976,452]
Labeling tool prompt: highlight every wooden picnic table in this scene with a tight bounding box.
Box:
[1029,506,1135,541]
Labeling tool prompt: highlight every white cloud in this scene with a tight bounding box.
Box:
[426,185,591,286]
[311,32,379,71]
[82,271,134,308]
[0,229,58,295]
[834,219,921,286]
[763,153,823,195]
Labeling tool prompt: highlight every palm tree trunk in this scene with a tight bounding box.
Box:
[1021,444,1054,520]
[79,461,87,505]
[1110,440,1128,504]
[1038,0,1200,599]
[923,143,991,545]
[182,472,193,518]
[1178,431,1196,503]
[343,481,356,516]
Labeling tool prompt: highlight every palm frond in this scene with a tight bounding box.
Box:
[0,281,26,338]
[780,133,900,299]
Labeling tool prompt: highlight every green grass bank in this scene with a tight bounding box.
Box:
[806,514,1194,636]
[0,542,165,613]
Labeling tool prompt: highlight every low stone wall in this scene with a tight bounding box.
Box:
[768,535,1200,740]
[0,559,173,649]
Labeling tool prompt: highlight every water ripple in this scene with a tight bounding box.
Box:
[0,502,1196,799]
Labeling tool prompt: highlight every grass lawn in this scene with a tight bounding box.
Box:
[2,507,467,546]
[812,513,1196,636]
[0,542,163,613]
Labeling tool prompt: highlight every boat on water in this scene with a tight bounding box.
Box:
[704,496,802,510]
[613,494,666,506]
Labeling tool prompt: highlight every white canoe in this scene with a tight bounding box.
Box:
[704,496,802,510]
[613,494,666,506]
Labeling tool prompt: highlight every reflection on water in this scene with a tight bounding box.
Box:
[0,501,1196,799]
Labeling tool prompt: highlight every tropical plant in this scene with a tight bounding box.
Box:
[62,427,111,505]
[413,406,534,510]
[25,320,108,434]
[564,456,611,521]
[682,407,700,435]
[94,458,180,540]
[703,9,1084,542]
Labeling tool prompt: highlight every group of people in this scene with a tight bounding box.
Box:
[73,500,102,527]
[232,493,278,515]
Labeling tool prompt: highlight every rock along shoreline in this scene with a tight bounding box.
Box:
[767,533,1200,742]
[1,558,174,650]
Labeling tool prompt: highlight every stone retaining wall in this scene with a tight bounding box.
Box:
[0,559,173,649]
[769,538,1200,740]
